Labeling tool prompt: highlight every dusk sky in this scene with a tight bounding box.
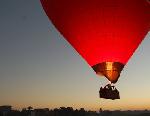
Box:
[0,0,150,111]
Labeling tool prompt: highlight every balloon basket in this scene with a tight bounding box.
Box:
[99,84,120,100]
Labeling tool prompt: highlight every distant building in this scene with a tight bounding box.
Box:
[0,105,12,116]
[34,108,49,116]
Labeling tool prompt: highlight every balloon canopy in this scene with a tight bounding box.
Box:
[41,0,150,83]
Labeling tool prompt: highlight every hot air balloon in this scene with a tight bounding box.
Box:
[40,0,150,99]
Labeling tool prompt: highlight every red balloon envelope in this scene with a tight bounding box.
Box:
[41,0,150,83]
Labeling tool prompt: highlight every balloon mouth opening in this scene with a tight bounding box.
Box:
[92,62,124,83]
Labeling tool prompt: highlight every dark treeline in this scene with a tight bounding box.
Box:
[0,105,150,116]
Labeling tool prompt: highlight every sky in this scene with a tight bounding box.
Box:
[0,0,150,111]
